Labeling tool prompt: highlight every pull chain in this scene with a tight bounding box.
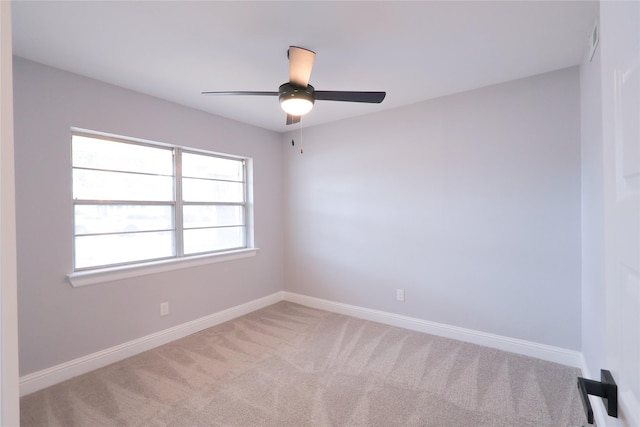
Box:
[299,120,304,154]
[290,121,304,154]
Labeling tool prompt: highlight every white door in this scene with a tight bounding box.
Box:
[602,1,640,425]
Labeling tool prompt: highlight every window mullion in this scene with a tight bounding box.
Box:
[174,148,184,257]
[242,159,248,247]
[73,200,175,206]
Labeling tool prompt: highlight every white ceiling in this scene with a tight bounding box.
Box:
[11,1,597,133]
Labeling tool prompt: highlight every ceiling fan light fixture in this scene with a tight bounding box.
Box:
[281,98,314,116]
[279,83,315,116]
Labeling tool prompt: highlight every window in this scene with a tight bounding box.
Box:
[72,132,250,271]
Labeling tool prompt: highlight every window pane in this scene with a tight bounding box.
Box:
[75,205,173,235]
[71,132,251,271]
[73,169,174,201]
[182,152,243,181]
[183,227,244,255]
[183,205,243,229]
[73,135,173,175]
[74,231,175,269]
[182,178,244,203]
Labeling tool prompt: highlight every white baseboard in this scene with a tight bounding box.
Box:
[619,390,640,427]
[283,292,583,368]
[19,291,283,396]
[21,290,584,399]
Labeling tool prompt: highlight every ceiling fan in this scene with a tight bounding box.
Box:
[202,46,386,125]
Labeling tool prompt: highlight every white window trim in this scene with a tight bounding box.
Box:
[68,247,259,287]
[70,128,256,278]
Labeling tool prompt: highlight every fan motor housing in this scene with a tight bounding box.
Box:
[279,83,315,104]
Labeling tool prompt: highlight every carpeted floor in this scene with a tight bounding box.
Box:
[20,301,588,426]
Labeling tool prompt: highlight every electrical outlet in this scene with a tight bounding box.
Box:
[160,302,169,316]
[396,289,405,302]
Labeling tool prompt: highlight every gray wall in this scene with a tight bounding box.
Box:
[14,58,284,375]
[15,58,584,377]
[283,68,582,350]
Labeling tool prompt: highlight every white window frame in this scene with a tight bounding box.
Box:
[67,129,257,287]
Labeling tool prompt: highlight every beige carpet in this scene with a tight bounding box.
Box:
[21,301,587,426]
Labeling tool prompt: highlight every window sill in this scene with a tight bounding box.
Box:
[67,248,259,288]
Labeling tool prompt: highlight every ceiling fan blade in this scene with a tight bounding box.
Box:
[286,114,301,125]
[314,91,386,103]
[201,91,278,96]
[288,46,316,87]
